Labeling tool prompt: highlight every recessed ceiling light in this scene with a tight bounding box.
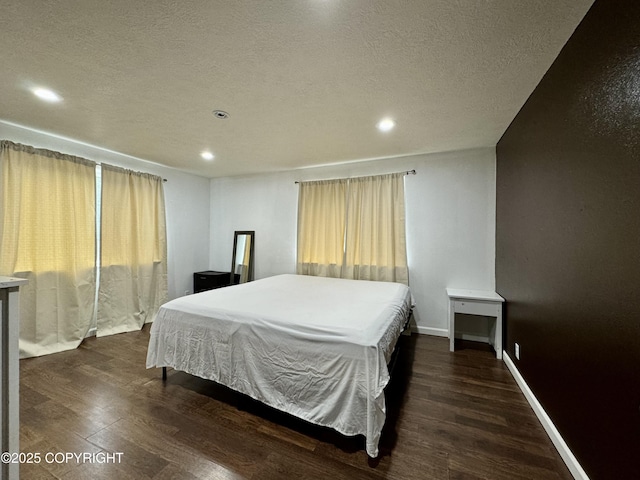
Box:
[32,87,63,103]
[201,151,215,161]
[212,110,229,119]
[377,118,395,132]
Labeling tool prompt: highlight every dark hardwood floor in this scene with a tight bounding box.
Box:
[19,327,573,479]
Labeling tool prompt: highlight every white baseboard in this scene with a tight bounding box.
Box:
[503,352,589,480]
[414,326,448,337]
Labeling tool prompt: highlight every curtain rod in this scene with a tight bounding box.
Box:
[294,169,416,184]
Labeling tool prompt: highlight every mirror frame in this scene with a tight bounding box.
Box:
[230,230,255,285]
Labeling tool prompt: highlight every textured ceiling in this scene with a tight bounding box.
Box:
[0,0,594,178]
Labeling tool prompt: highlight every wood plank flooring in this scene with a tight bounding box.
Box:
[19,326,573,479]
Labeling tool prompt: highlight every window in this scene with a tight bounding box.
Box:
[296,173,408,285]
[0,141,167,357]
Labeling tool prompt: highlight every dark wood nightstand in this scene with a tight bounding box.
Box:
[193,271,232,293]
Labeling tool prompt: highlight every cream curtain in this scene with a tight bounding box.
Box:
[296,179,347,278]
[343,173,408,284]
[296,173,408,285]
[0,141,96,358]
[97,164,167,336]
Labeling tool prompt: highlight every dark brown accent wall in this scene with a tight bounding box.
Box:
[496,1,640,478]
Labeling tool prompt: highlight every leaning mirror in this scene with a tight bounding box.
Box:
[230,231,255,285]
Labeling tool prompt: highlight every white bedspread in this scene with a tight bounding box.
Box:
[146,274,412,457]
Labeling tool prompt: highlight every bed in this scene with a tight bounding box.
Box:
[146,273,413,457]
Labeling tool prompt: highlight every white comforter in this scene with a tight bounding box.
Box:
[146,274,412,457]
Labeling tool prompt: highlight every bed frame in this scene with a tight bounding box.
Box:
[148,274,413,457]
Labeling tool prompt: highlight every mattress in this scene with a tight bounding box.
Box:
[146,273,412,457]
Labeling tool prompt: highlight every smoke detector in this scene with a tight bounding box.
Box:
[212,110,229,119]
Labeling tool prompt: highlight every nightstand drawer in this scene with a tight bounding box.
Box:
[453,300,500,317]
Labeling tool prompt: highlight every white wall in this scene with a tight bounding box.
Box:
[210,147,496,334]
[0,122,497,335]
[0,121,211,301]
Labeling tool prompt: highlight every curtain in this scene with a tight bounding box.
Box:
[343,173,408,284]
[296,173,408,285]
[97,164,167,336]
[296,179,347,278]
[0,141,96,358]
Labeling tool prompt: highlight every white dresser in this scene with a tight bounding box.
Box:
[0,276,27,480]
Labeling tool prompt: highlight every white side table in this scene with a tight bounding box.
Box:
[446,288,505,360]
[1,276,27,480]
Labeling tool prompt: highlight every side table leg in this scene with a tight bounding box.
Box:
[449,299,455,352]
[495,305,503,360]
